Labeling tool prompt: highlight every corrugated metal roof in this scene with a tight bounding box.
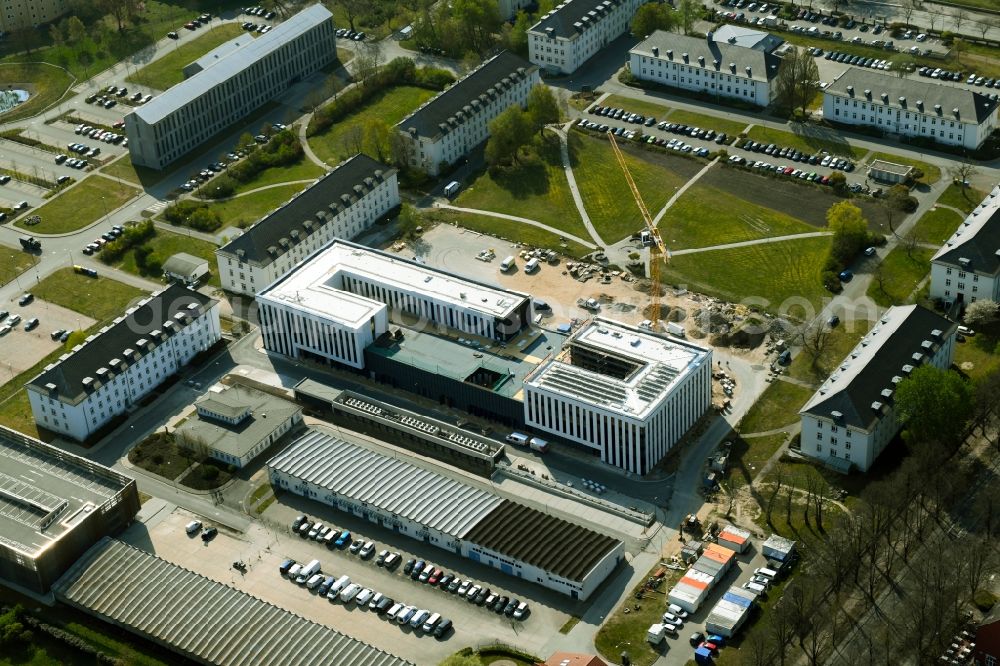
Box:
[718,525,750,544]
[267,429,502,538]
[54,538,413,666]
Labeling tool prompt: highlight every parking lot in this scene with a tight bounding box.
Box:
[130,503,573,665]
[0,294,95,383]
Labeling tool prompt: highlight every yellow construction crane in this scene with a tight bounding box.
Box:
[606,130,669,327]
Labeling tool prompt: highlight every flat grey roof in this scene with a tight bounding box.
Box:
[55,538,413,666]
[133,4,333,125]
[163,252,209,277]
[0,427,134,559]
[267,428,503,537]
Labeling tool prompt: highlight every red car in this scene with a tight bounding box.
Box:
[427,568,443,585]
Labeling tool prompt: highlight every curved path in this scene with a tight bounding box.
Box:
[432,203,598,249]
[669,230,832,256]
[553,123,608,249]
[651,155,719,227]
[192,179,316,204]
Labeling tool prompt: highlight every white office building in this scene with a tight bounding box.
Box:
[125,5,337,169]
[823,68,999,150]
[528,0,643,75]
[26,286,221,442]
[396,50,539,176]
[268,427,624,600]
[929,184,1000,307]
[629,31,781,107]
[257,240,532,368]
[523,318,712,475]
[216,155,398,297]
[799,305,956,473]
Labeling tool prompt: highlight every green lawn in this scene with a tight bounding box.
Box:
[117,228,220,287]
[101,155,162,188]
[912,207,964,246]
[727,432,789,484]
[455,137,588,238]
[594,566,684,666]
[866,151,941,185]
[308,86,436,165]
[16,177,138,233]
[0,246,36,286]
[206,183,307,229]
[570,132,684,242]
[0,62,74,123]
[33,267,148,322]
[598,93,673,121]
[420,209,592,258]
[662,235,832,315]
[667,108,749,138]
[740,380,815,435]
[954,334,1000,382]
[867,245,934,307]
[227,160,325,196]
[745,124,862,158]
[664,183,816,250]
[127,23,245,90]
[787,321,872,385]
[0,391,38,439]
[937,182,985,214]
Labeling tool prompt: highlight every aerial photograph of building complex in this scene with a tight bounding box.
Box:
[0,0,997,665]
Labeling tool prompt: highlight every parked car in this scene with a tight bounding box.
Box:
[201,526,218,541]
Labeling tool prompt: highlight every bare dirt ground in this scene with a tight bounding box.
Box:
[0,299,95,383]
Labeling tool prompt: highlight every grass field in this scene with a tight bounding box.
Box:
[207,183,307,228]
[937,182,986,214]
[662,235,832,315]
[570,132,684,242]
[866,151,941,185]
[0,62,74,123]
[741,380,815,435]
[746,124,862,158]
[867,246,934,307]
[954,334,1000,383]
[786,321,872,385]
[912,207,964,245]
[16,177,138,234]
[101,155,162,187]
[727,432,789,484]
[308,86,435,164]
[665,183,816,249]
[117,228,220,287]
[127,23,245,90]
[0,246,36,286]
[594,566,684,666]
[227,160,324,196]
[34,267,148,322]
[419,209,593,258]
[455,137,588,237]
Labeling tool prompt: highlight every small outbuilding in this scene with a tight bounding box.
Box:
[867,159,914,184]
[762,534,797,563]
[163,252,210,286]
[717,524,752,554]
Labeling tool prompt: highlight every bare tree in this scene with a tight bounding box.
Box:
[978,20,992,41]
[902,230,922,261]
[948,161,979,190]
[900,0,917,27]
[785,483,795,525]
[342,124,364,156]
[953,8,969,32]
[872,261,888,297]
[766,467,784,526]
[928,8,941,34]
[795,320,832,370]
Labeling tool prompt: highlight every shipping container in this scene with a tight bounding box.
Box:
[705,586,756,638]
[717,525,751,554]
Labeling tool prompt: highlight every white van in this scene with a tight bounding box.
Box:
[305,574,324,589]
[185,520,202,535]
[296,559,321,584]
[500,256,516,272]
[339,583,362,603]
[755,567,779,579]
[506,432,530,446]
[744,580,768,596]
[444,181,460,198]
[386,603,404,621]
[328,575,351,598]
[524,258,539,273]
[396,606,417,625]
[421,612,441,633]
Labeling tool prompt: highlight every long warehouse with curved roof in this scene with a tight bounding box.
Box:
[54,538,413,666]
[267,427,624,600]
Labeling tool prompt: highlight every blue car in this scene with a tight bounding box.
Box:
[334,530,351,548]
[839,269,853,282]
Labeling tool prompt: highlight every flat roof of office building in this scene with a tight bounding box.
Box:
[526,317,711,419]
[132,4,333,126]
[0,427,134,559]
[366,325,567,399]
[54,538,412,666]
[259,239,532,326]
[217,154,393,267]
[25,284,216,405]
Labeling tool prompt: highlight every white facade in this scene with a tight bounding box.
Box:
[799,305,956,472]
[823,69,999,150]
[524,318,712,474]
[126,5,337,169]
[397,51,539,176]
[217,156,399,297]
[929,184,1000,307]
[528,0,643,75]
[628,31,778,107]
[26,287,221,442]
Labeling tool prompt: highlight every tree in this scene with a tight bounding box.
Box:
[678,0,700,35]
[881,184,915,238]
[389,131,415,168]
[826,200,869,263]
[953,8,968,32]
[977,20,992,41]
[506,11,533,56]
[890,54,915,78]
[364,118,391,162]
[775,47,819,116]
[49,23,65,46]
[66,16,86,44]
[896,365,974,446]
[928,7,941,33]
[526,84,560,135]
[964,299,999,329]
[353,43,383,85]
[99,0,134,32]
[948,161,979,190]
[485,106,533,166]
[795,320,832,370]
[901,0,918,27]
[630,3,679,38]
[342,124,365,157]
[451,0,502,55]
